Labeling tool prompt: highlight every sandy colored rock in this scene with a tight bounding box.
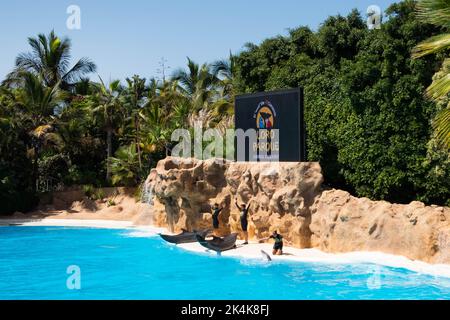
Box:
[146,157,450,264]
[310,189,450,264]
[21,187,150,222]
[146,157,323,246]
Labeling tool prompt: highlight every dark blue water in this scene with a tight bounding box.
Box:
[0,226,449,300]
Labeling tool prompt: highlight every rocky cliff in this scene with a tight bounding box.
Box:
[146,157,450,264]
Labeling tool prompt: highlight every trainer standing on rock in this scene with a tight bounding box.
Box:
[211,203,224,234]
[235,198,254,245]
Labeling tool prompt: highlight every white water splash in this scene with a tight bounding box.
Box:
[121,229,160,238]
[141,182,154,206]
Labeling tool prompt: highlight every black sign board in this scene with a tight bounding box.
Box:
[234,88,306,162]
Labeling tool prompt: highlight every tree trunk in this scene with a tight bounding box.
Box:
[135,114,142,170]
[32,149,38,193]
[106,129,113,182]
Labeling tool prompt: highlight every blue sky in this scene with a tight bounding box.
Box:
[0,0,397,82]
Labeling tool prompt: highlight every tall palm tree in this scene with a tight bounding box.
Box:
[210,53,237,130]
[92,78,124,182]
[13,72,66,191]
[140,96,174,156]
[172,57,218,111]
[123,75,148,169]
[412,0,450,148]
[212,52,236,100]
[5,31,96,91]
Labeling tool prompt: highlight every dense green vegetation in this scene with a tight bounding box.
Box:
[0,0,448,215]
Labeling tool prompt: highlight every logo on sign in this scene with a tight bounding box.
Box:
[254,100,277,130]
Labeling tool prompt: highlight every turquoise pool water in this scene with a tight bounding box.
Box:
[0,226,449,300]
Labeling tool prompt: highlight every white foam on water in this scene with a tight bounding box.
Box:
[99,246,118,249]
[121,226,165,238]
[177,241,450,279]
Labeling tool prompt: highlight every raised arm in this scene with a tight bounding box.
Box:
[246,198,255,211]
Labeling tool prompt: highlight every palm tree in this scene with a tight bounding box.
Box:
[142,102,169,152]
[212,52,236,100]
[73,78,99,96]
[13,72,66,191]
[412,0,450,148]
[5,31,96,91]
[209,53,237,131]
[172,57,219,111]
[149,79,186,113]
[110,144,141,186]
[92,78,124,182]
[123,75,148,169]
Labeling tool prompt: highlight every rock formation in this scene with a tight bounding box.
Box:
[310,190,450,264]
[21,187,152,223]
[146,157,450,264]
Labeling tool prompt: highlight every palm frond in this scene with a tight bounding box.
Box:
[433,106,450,148]
[416,0,450,27]
[15,52,43,74]
[426,73,450,100]
[211,59,231,78]
[62,57,97,84]
[172,68,194,95]
[412,33,450,58]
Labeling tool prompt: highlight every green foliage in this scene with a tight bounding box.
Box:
[107,199,117,207]
[82,185,105,201]
[82,184,95,199]
[94,189,105,201]
[110,145,142,187]
[0,159,38,214]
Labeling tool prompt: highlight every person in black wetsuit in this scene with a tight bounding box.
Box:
[211,203,223,232]
[234,199,253,245]
[270,231,284,255]
[260,230,285,255]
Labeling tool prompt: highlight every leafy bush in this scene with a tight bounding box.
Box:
[82,185,106,201]
[94,189,105,201]
[110,145,142,187]
[82,184,95,199]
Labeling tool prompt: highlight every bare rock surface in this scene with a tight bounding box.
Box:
[310,190,450,264]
